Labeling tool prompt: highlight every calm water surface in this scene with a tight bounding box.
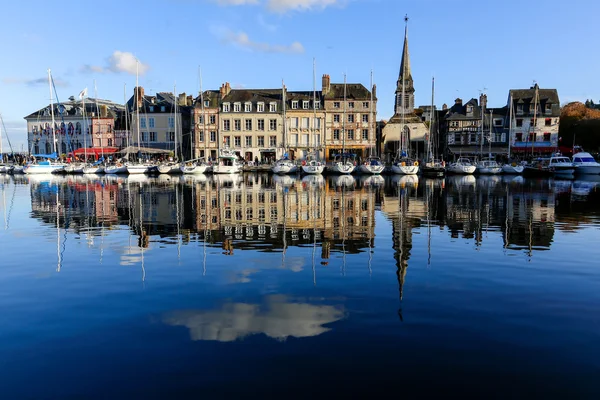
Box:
[0,173,599,398]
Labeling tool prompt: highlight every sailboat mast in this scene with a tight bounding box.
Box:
[531,84,539,157]
[200,67,206,160]
[508,93,513,159]
[124,83,129,156]
[343,73,347,154]
[82,96,87,162]
[94,80,104,160]
[282,79,286,153]
[313,58,317,152]
[136,61,141,160]
[174,84,178,161]
[429,77,435,160]
[48,69,57,155]
[480,91,485,159]
[489,110,493,158]
[370,69,374,158]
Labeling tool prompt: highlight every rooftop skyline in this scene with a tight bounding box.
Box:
[1,0,598,152]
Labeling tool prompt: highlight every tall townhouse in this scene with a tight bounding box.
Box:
[322,74,377,161]
[285,90,325,160]
[193,89,221,161]
[219,83,284,162]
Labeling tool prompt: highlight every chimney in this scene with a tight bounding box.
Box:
[479,93,487,110]
[322,74,330,95]
[372,84,377,99]
[100,104,108,118]
[220,82,231,98]
[178,93,186,106]
[455,98,463,106]
[187,95,193,106]
[134,86,144,109]
[442,103,448,110]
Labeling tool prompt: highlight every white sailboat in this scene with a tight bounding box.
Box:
[447,157,476,174]
[420,77,445,177]
[272,80,298,174]
[328,74,356,174]
[476,110,502,174]
[158,85,183,174]
[302,59,325,175]
[502,93,524,174]
[127,61,150,175]
[181,68,210,174]
[24,69,66,175]
[359,70,384,175]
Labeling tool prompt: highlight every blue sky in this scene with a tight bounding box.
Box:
[1,0,598,152]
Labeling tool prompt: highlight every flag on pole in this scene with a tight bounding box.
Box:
[79,88,88,99]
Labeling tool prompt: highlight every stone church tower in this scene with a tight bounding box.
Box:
[395,16,415,116]
[382,15,428,160]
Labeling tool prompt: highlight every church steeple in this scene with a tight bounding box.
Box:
[395,15,415,115]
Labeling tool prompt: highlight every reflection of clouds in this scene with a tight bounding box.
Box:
[230,256,305,283]
[163,295,345,342]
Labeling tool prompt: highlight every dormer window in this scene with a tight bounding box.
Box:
[269,102,277,112]
[234,102,241,112]
[302,101,309,109]
[545,103,552,114]
[314,100,321,110]
[244,102,252,112]
[466,105,473,114]
[291,101,298,109]
[161,106,166,112]
[516,104,523,114]
[257,102,265,112]
[149,106,154,112]
[204,100,210,107]
[223,103,230,112]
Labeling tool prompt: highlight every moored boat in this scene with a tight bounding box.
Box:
[572,152,600,175]
[447,157,476,174]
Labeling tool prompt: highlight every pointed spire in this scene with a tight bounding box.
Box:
[398,14,412,83]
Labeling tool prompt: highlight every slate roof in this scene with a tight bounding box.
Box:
[24,98,124,120]
[324,83,373,101]
[221,89,283,105]
[509,84,560,117]
[194,90,221,108]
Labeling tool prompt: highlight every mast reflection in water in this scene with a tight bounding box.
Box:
[1,173,600,398]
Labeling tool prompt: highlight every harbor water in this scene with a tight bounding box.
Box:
[0,173,599,398]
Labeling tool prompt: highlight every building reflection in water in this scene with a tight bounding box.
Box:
[22,172,600,285]
[163,295,345,342]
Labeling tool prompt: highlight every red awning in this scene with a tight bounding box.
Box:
[71,147,119,157]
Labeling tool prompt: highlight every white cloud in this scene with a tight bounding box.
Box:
[266,0,341,13]
[218,29,304,53]
[209,0,343,13]
[81,51,149,76]
[2,76,68,87]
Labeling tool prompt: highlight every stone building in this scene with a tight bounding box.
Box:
[322,74,377,161]
[25,98,124,156]
[219,85,284,162]
[193,88,222,161]
[508,83,560,156]
[285,89,325,160]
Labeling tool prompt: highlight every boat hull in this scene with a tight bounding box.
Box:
[502,165,524,174]
[421,166,445,177]
[181,164,209,174]
[104,165,128,174]
[212,165,242,174]
[127,164,149,174]
[328,162,355,174]
[476,167,502,175]
[575,166,600,175]
[23,164,66,174]
[391,164,419,175]
[271,164,298,174]
[447,165,476,174]
[359,164,385,174]
[83,166,105,174]
[301,164,325,175]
